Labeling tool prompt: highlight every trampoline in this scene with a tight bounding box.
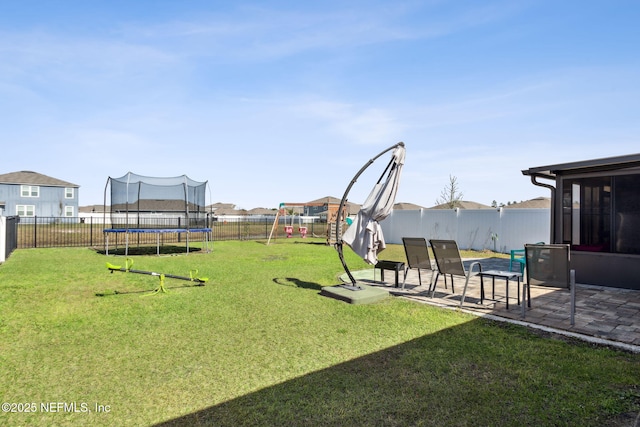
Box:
[103,172,211,256]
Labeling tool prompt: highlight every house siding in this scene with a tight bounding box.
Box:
[0,183,79,217]
[0,170,79,220]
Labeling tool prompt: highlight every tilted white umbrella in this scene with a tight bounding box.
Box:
[336,142,405,288]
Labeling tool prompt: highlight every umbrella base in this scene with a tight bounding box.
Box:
[320,283,389,305]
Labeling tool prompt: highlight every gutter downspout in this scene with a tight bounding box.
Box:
[529,174,557,243]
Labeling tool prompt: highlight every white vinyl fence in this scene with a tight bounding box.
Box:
[380,208,550,253]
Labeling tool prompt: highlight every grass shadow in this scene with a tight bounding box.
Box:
[95,282,206,297]
[294,241,330,246]
[272,277,323,291]
[95,245,202,256]
[152,319,638,427]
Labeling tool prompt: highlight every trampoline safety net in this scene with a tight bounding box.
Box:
[104,172,208,230]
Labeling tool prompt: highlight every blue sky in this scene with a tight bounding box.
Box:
[2,1,639,209]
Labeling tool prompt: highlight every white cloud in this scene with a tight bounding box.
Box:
[293,100,404,145]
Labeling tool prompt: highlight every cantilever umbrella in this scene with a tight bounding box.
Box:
[336,142,406,290]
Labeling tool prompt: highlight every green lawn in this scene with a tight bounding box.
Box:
[0,239,638,426]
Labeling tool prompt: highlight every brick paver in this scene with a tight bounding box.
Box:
[367,257,640,352]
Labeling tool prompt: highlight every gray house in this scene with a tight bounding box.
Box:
[523,153,640,290]
[0,171,79,219]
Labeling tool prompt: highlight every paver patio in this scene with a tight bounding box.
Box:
[360,257,640,352]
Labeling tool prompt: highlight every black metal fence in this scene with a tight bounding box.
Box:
[4,216,19,258]
[15,216,329,249]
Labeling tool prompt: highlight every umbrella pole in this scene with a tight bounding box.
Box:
[336,241,359,290]
[335,142,404,290]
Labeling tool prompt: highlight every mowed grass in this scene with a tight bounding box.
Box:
[0,239,638,426]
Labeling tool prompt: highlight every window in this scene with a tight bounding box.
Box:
[16,205,35,217]
[65,206,74,217]
[563,174,640,254]
[614,175,640,254]
[65,187,75,199]
[20,185,39,197]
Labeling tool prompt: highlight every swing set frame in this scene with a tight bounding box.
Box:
[267,202,342,245]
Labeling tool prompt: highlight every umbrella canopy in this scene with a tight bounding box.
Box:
[342,144,406,264]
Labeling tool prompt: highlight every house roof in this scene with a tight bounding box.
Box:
[504,197,551,209]
[81,203,209,213]
[305,196,342,205]
[111,200,205,212]
[393,202,425,210]
[523,153,640,179]
[429,200,492,209]
[213,207,248,216]
[248,207,277,215]
[283,196,360,215]
[79,205,106,213]
[207,202,236,210]
[0,171,79,187]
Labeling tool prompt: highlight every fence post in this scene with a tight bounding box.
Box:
[33,216,37,248]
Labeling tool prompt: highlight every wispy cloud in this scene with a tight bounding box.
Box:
[111,1,526,62]
[293,100,404,145]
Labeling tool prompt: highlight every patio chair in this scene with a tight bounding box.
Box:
[510,242,544,273]
[509,249,525,273]
[401,237,436,291]
[524,243,576,325]
[429,239,484,307]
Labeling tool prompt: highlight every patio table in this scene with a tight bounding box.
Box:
[374,260,405,288]
[478,270,522,309]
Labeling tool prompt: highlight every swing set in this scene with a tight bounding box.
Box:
[268,203,307,244]
[266,201,346,245]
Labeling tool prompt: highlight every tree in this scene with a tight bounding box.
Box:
[436,175,464,209]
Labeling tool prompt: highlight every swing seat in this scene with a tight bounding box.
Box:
[299,226,308,238]
[284,226,293,237]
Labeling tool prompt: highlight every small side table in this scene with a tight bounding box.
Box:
[374,260,405,288]
[478,270,523,309]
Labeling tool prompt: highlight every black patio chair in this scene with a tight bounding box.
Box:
[429,239,484,307]
[524,243,575,325]
[401,237,436,291]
